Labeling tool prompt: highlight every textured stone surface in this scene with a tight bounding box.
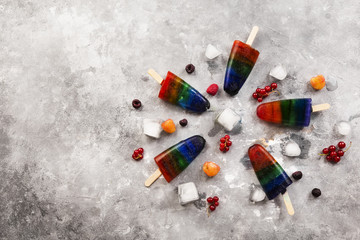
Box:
[1,1,360,239]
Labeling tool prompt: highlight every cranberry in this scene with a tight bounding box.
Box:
[209,205,216,211]
[271,83,277,89]
[207,197,213,203]
[179,119,188,127]
[132,99,142,109]
[328,145,336,152]
[252,92,259,99]
[292,171,303,180]
[213,196,219,202]
[312,188,321,198]
[322,148,329,154]
[338,141,346,149]
[185,64,195,73]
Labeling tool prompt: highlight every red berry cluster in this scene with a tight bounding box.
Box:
[219,135,232,152]
[207,196,219,212]
[252,83,277,102]
[132,148,144,160]
[322,141,348,163]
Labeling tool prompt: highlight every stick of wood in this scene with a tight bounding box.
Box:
[144,168,162,187]
[312,103,330,112]
[282,191,295,216]
[148,69,163,85]
[246,26,259,46]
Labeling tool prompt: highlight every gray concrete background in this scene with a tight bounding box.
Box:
[1,0,360,239]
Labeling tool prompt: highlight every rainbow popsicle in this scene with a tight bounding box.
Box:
[154,135,206,183]
[158,72,210,113]
[224,40,259,96]
[257,98,312,127]
[248,144,292,200]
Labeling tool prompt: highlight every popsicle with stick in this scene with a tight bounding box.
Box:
[256,98,330,127]
[224,26,260,96]
[147,69,210,113]
[145,135,206,187]
[248,144,294,216]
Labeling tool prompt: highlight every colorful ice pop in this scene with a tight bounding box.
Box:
[257,98,312,127]
[145,135,206,186]
[148,69,210,113]
[248,144,292,200]
[224,27,260,96]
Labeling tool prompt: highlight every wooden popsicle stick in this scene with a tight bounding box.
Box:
[147,69,163,85]
[246,26,259,46]
[312,103,330,112]
[282,191,295,216]
[145,168,162,187]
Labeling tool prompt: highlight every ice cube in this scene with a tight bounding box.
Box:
[143,118,162,138]
[326,77,338,91]
[335,121,351,136]
[215,108,242,131]
[284,141,301,157]
[178,182,199,205]
[205,44,221,59]
[269,64,287,80]
[249,183,266,203]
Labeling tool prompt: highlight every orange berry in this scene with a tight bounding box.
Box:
[161,119,176,133]
[310,75,325,90]
[203,161,220,177]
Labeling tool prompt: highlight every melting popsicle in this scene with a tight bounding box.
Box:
[256,98,330,127]
[145,135,206,187]
[224,26,260,96]
[248,144,294,215]
[148,69,210,113]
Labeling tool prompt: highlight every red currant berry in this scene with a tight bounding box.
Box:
[220,138,226,143]
[337,150,344,157]
[322,148,329,154]
[256,88,261,93]
[225,147,229,152]
[257,98,263,102]
[214,202,219,206]
[134,150,139,155]
[338,141,346,149]
[260,89,266,95]
[132,154,137,160]
[138,148,144,154]
[328,145,336,152]
[265,86,271,92]
[326,155,331,161]
[224,135,230,140]
[333,156,341,163]
[219,146,225,151]
[262,93,268,98]
[220,143,225,148]
[329,151,337,158]
[213,196,219,202]
[209,205,216,211]
[252,92,259,99]
[207,197,213,203]
[271,83,277,89]
[226,141,232,147]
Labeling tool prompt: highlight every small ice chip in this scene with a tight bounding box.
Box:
[216,108,241,131]
[326,77,338,91]
[143,119,162,138]
[269,64,287,80]
[249,183,266,203]
[284,141,301,157]
[178,182,199,205]
[335,121,351,136]
[205,44,221,59]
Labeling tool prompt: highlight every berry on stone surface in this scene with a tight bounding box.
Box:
[224,135,230,140]
[329,151,337,158]
[322,148,329,154]
[292,171,303,180]
[207,197,213,203]
[256,88,261,93]
[132,148,144,161]
[252,92,259,99]
[252,83,278,102]
[213,196,219,202]
[219,135,232,153]
[206,84,219,96]
[260,89,266,95]
[337,150,344,157]
[209,205,216,211]
[179,119,188,127]
[132,99,142,109]
[326,155,331,161]
[265,86,271,92]
[271,82,277,90]
[338,141,346,149]
[328,145,336,152]
[214,202,219,206]
[333,156,341,163]
[257,98,263,102]
[312,188,321,197]
[185,64,195,73]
